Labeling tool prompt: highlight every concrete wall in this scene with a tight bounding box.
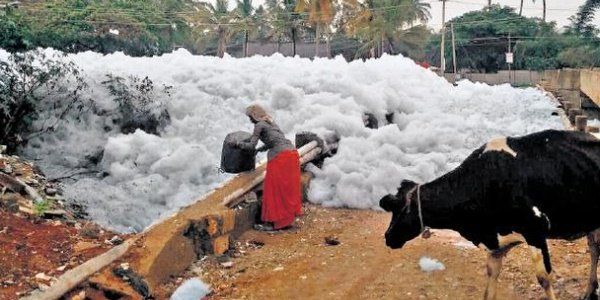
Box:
[581,69,600,107]
[444,70,541,86]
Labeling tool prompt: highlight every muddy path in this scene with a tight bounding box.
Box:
[198,204,590,300]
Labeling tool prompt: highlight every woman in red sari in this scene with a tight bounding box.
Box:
[235,104,302,231]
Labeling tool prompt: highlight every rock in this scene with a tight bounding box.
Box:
[324,236,340,246]
[107,235,124,245]
[0,145,6,154]
[34,273,52,282]
[221,261,234,269]
[56,265,67,272]
[0,163,13,174]
[44,187,57,196]
[71,291,86,300]
[273,266,284,272]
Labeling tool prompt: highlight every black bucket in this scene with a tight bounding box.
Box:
[221,131,256,173]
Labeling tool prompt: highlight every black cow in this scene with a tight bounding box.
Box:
[380,129,600,300]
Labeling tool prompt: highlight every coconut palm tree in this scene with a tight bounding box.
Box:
[532,0,547,22]
[519,0,524,15]
[236,0,254,57]
[185,0,233,58]
[345,0,430,58]
[295,0,335,57]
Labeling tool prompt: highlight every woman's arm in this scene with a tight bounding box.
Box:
[236,122,264,150]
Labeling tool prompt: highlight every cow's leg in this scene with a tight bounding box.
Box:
[529,241,557,300]
[584,230,600,300]
[484,241,521,300]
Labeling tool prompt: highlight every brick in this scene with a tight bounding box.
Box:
[212,235,230,255]
[221,209,236,233]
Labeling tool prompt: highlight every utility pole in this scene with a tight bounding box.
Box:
[440,0,446,75]
[451,22,457,79]
[508,33,512,85]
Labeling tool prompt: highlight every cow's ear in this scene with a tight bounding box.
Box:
[380,194,398,212]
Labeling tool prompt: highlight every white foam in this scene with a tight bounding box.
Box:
[2,48,562,232]
[419,256,446,272]
[170,278,210,300]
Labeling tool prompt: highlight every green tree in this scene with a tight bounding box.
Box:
[185,0,234,58]
[236,0,255,57]
[346,0,431,59]
[295,0,335,57]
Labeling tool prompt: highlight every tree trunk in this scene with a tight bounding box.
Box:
[326,34,331,58]
[292,28,297,56]
[381,31,385,57]
[244,31,249,57]
[519,0,523,15]
[315,24,321,57]
[542,0,546,22]
[217,27,227,58]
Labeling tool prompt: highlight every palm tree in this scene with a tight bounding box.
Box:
[236,0,254,57]
[295,0,335,57]
[345,0,430,58]
[531,0,546,22]
[265,0,288,52]
[185,0,233,58]
[519,0,523,15]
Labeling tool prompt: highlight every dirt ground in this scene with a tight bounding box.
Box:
[0,211,123,299]
[198,204,592,300]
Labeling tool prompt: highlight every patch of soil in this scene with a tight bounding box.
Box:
[193,205,590,300]
[0,211,123,299]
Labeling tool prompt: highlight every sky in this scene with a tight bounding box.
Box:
[427,0,599,31]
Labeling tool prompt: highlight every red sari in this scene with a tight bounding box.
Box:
[262,149,302,229]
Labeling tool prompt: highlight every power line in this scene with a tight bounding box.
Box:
[448,0,582,12]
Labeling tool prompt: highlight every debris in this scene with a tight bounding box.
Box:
[43,209,67,218]
[273,266,284,272]
[79,222,101,238]
[220,261,234,269]
[419,257,445,272]
[34,273,53,282]
[56,265,67,272]
[106,235,124,245]
[248,240,265,248]
[324,236,340,246]
[1,162,13,174]
[170,278,211,300]
[44,187,57,196]
[71,291,86,300]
